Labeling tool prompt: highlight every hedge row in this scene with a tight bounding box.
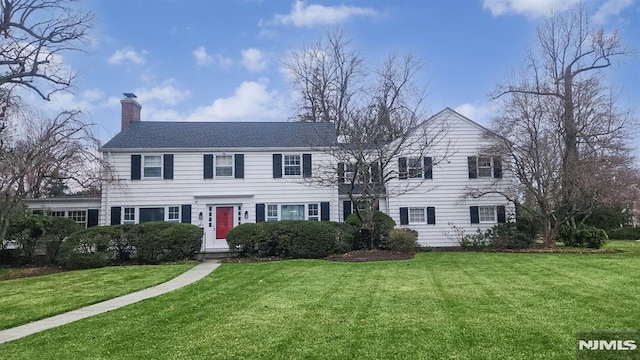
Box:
[607,226,640,240]
[60,222,203,268]
[227,221,352,258]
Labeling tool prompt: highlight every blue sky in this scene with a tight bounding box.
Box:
[30,0,640,148]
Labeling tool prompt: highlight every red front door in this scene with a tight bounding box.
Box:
[216,207,234,240]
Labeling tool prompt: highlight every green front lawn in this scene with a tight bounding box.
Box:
[1,243,639,359]
[0,263,195,330]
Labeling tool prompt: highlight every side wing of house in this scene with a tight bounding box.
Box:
[101,148,338,251]
[23,197,102,228]
[387,108,514,247]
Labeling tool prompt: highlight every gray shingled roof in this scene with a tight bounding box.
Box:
[101,121,338,150]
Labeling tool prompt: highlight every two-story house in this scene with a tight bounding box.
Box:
[25,95,513,249]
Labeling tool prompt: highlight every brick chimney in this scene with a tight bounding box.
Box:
[121,93,141,130]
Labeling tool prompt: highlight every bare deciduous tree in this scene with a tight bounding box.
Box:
[0,0,94,104]
[0,109,105,242]
[470,5,636,246]
[285,30,451,247]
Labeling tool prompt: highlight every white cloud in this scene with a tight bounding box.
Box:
[108,47,148,65]
[454,102,495,125]
[241,48,268,72]
[82,89,105,102]
[272,0,378,27]
[193,46,213,66]
[188,79,287,121]
[482,0,581,18]
[133,81,191,106]
[215,54,234,70]
[592,0,633,24]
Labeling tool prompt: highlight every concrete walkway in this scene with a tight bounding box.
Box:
[0,260,221,345]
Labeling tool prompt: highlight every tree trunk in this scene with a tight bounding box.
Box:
[562,68,579,228]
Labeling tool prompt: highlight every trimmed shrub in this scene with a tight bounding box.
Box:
[227,220,349,258]
[43,216,81,263]
[488,222,536,249]
[345,211,396,249]
[383,228,418,252]
[227,223,268,257]
[59,226,115,269]
[59,252,109,270]
[559,224,608,249]
[128,222,203,263]
[460,229,491,250]
[607,226,640,240]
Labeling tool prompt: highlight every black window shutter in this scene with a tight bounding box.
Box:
[163,154,174,180]
[131,155,141,180]
[400,207,409,225]
[87,209,99,227]
[493,156,502,178]
[424,157,433,179]
[235,154,244,179]
[181,205,192,223]
[302,153,312,178]
[256,203,266,222]
[110,207,122,225]
[320,202,330,221]
[203,154,214,179]
[337,163,345,183]
[273,154,282,178]
[371,162,381,183]
[497,205,506,223]
[343,200,352,221]
[468,156,477,179]
[399,157,408,180]
[427,207,436,225]
[470,206,479,224]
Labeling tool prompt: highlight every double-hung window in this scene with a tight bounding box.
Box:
[477,156,493,178]
[143,155,162,178]
[284,155,301,176]
[409,208,426,224]
[478,206,496,223]
[168,206,180,222]
[308,204,319,221]
[69,210,87,228]
[267,205,278,221]
[124,207,135,224]
[408,157,423,178]
[215,155,233,177]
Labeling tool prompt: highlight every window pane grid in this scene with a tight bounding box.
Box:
[478,156,492,178]
[215,155,233,177]
[124,208,135,223]
[267,204,278,221]
[143,155,162,178]
[168,206,180,222]
[409,208,425,223]
[284,155,301,176]
[408,157,423,178]
[479,206,496,222]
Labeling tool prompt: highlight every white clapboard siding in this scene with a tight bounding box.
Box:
[386,108,514,246]
[100,150,339,226]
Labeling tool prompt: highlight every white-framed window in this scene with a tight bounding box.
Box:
[284,155,301,176]
[124,207,135,224]
[168,206,180,222]
[69,210,87,228]
[267,205,278,222]
[215,155,233,177]
[143,155,162,178]
[308,204,319,221]
[479,206,496,223]
[344,163,357,182]
[281,204,305,220]
[408,157,423,178]
[48,211,66,217]
[477,156,493,178]
[409,208,426,224]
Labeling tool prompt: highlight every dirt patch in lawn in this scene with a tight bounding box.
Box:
[0,267,65,281]
[325,249,415,262]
